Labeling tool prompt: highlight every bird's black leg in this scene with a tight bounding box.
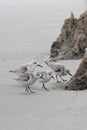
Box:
[25,86,29,92]
[59,76,67,81]
[28,86,36,93]
[56,75,61,83]
[43,83,49,91]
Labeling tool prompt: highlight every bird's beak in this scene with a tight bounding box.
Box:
[38,64,43,67]
[45,61,50,67]
[68,72,73,77]
[45,61,47,64]
[51,75,55,80]
[45,61,48,65]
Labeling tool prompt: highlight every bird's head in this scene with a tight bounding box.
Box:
[36,73,45,80]
[31,60,43,67]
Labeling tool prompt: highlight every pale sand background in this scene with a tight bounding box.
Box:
[0,1,87,130]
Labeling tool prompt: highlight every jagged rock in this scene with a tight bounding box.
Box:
[65,52,87,90]
[50,11,87,60]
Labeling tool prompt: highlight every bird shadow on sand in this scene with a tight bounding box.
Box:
[11,81,68,95]
[17,91,39,96]
[14,84,50,96]
[50,81,67,91]
[16,89,50,96]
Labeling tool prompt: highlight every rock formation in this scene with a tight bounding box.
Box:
[50,11,87,60]
[65,51,87,90]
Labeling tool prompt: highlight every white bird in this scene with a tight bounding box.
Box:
[9,60,43,76]
[45,61,73,82]
[14,73,44,93]
[37,71,55,91]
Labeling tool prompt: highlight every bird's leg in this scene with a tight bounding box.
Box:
[56,75,61,83]
[43,83,49,91]
[28,86,36,93]
[25,86,29,93]
[59,76,67,81]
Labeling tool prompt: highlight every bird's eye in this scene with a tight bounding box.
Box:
[34,62,37,64]
[37,73,40,76]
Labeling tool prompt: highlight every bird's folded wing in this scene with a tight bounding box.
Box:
[54,64,60,70]
[54,64,64,72]
[17,66,27,73]
[19,76,29,81]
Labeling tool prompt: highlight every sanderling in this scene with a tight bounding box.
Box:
[37,71,55,91]
[14,73,44,93]
[45,61,73,82]
[9,60,43,76]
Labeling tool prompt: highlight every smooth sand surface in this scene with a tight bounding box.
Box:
[1,53,87,130]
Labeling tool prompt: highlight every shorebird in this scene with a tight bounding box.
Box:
[37,71,55,91]
[14,73,44,93]
[9,60,43,76]
[45,61,73,82]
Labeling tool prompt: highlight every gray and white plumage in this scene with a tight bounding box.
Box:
[45,61,73,82]
[9,60,43,76]
[14,73,43,93]
[37,71,55,91]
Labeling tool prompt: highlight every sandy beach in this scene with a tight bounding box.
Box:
[1,50,87,130]
[0,1,86,130]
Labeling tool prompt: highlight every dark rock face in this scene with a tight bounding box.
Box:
[50,11,87,60]
[65,54,87,90]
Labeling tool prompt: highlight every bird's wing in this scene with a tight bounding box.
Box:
[18,75,30,81]
[17,66,28,73]
[52,64,60,71]
[55,66,61,72]
[53,64,64,72]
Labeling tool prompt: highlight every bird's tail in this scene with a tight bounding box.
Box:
[13,78,16,80]
[9,70,16,73]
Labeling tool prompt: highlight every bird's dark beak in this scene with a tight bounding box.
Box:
[38,64,43,67]
[51,75,55,80]
[68,72,73,77]
[45,61,47,64]
[45,61,48,65]
[45,61,49,66]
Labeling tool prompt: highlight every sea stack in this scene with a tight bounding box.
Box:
[65,49,87,90]
[50,11,87,60]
